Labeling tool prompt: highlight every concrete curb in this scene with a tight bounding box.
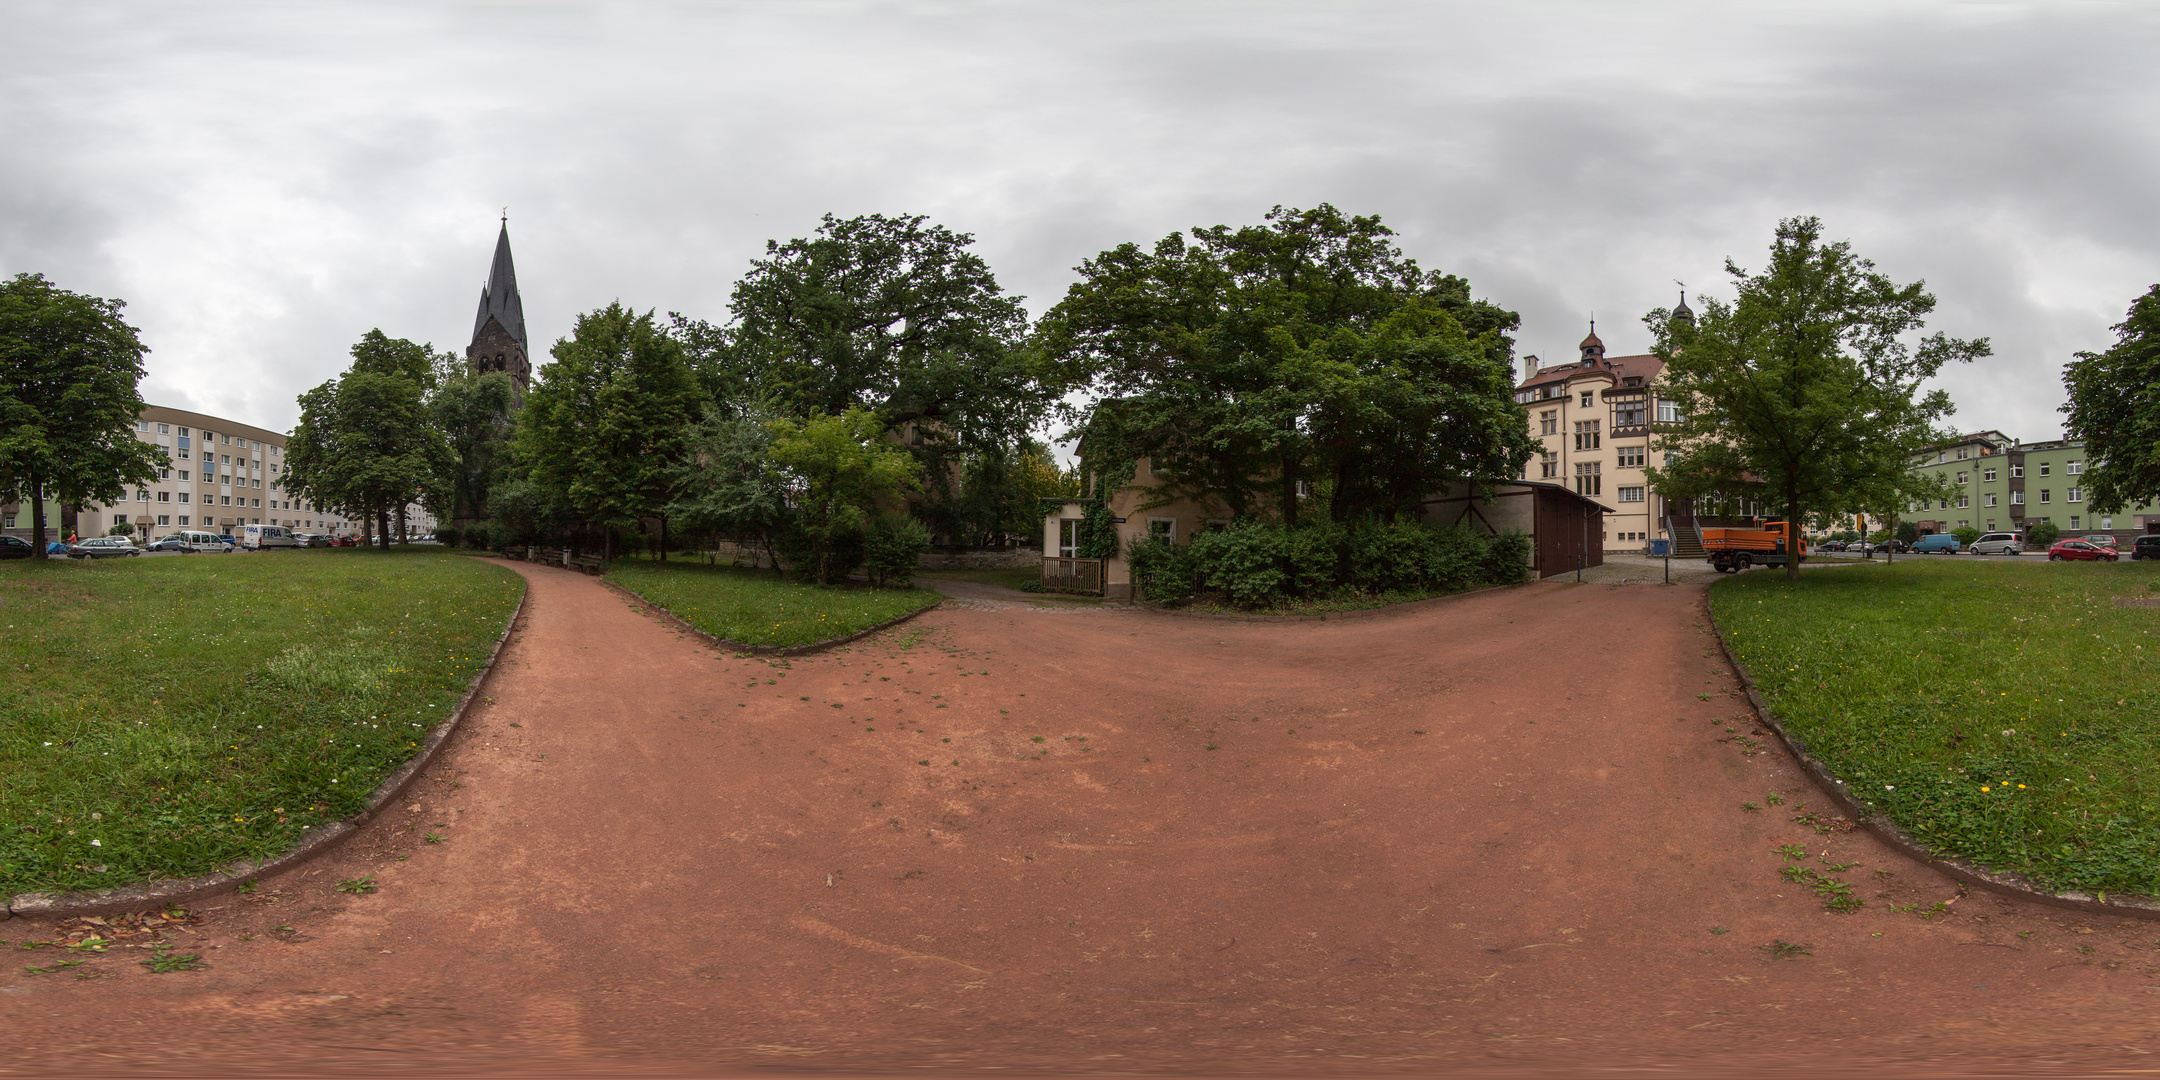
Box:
[5,576,532,921]
[1137,580,1531,623]
[1704,590,2160,920]
[599,577,943,657]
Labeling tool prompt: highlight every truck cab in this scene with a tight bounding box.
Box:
[1700,521,1807,574]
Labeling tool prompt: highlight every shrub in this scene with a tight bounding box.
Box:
[1951,525,1981,546]
[1187,523,1288,606]
[2028,520,2060,547]
[864,516,931,588]
[1126,535,1196,603]
[1425,524,1487,590]
[107,523,135,537]
[1482,530,1531,584]
[462,521,501,551]
[433,525,463,549]
[1346,521,1428,592]
[778,523,865,584]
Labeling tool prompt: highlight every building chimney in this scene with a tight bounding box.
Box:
[1522,354,1540,382]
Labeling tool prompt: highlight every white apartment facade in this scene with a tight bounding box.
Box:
[75,404,361,540]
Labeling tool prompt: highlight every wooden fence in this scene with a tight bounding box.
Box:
[1040,556,1104,595]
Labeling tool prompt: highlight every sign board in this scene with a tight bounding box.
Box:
[1112,517,1127,523]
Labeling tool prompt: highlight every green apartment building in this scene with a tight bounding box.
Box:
[1907,431,2160,544]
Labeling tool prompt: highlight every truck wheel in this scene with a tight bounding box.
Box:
[1736,553,1752,571]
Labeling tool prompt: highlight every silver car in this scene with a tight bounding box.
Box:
[1969,532,2022,556]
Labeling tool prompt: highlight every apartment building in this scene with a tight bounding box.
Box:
[74,404,360,540]
[1514,325,1686,549]
[1906,431,2160,542]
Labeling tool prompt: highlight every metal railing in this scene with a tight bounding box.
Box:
[1040,556,1105,595]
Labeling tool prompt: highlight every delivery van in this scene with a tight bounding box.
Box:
[241,523,298,550]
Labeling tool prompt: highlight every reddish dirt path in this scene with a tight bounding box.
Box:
[9,562,2160,1076]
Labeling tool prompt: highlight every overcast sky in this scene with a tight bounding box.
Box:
[5,1,2156,448]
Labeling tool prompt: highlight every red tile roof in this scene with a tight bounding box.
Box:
[1518,353,1663,392]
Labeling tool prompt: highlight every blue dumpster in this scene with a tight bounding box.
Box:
[1647,538,1672,558]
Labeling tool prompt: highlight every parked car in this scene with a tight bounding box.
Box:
[1912,534,1961,554]
[290,532,329,548]
[68,536,142,559]
[1969,532,2022,556]
[0,534,34,559]
[1817,540,1846,552]
[215,534,237,548]
[144,534,191,552]
[2048,539,2118,562]
[330,535,358,547]
[165,529,230,553]
[2080,535,2121,550]
[2133,535,2160,561]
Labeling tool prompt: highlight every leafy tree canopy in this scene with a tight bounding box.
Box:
[283,330,453,549]
[1645,216,1988,578]
[766,406,923,583]
[664,402,792,569]
[425,364,517,524]
[676,213,1047,452]
[513,302,701,541]
[1037,204,1533,525]
[0,273,167,556]
[2062,283,2160,514]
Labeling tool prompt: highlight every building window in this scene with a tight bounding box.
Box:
[177,515,189,525]
[1615,402,1645,426]
[2039,490,2050,504]
[113,514,128,525]
[1539,410,1557,435]
[157,514,169,526]
[221,495,231,506]
[177,448,189,460]
[1539,451,1559,479]
[1656,399,1682,424]
[1937,451,1947,464]
[1983,468,1996,482]
[1573,420,1601,450]
[1148,517,1176,545]
[1618,485,1645,503]
[178,492,189,504]
[1937,499,1948,510]
[2011,491,2024,505]
[1956,496,1969,509]
[1058,518,1080,558]
[2067,487,2081,502]
[2037,463,2050,476]
[1580,392,1593,408]
[157,492,169,502]
[1616,445,1645,468]
[2102,517,2114,530]
[1986,520,1995,531]
[2011,465,2023,478]
[2068,460,2083,475]
[1956,471,1967,484]
[1956,448,1969,460]
[2070,516,2082,530]
[1573,461,1601,497]
[157,423,169,434]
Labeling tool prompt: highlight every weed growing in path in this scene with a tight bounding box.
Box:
[141,948,207,973]
[336,874,377,895]
[1759,940,1812,960]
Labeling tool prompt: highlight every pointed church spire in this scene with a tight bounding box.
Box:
[467,220,532,399]
[472,222,527,353]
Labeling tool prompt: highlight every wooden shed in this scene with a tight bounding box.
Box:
[1422,481,1615,579]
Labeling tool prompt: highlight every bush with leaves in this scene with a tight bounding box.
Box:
[1951,525,1981,546]
[864,515,932,587]
[766,407,923,584]
[1126,535,1198,603]
[2029,520,2060,547]
[433,524,464,549]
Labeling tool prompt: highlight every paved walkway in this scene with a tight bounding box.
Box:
[9,562,2160,1075]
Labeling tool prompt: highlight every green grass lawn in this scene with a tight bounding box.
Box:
[0,550,523,899]
[914,566,1039,591]
[605,560,941,648]
[1711,558,2160,896]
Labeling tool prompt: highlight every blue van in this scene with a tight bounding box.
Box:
[1912,533,1961,554]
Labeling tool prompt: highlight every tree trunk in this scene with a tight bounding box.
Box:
[1785,480,1802,581]
[604,524,612,565]
[659,514,668,563]
[1281,454,1300,529]
[28,477,48,560]
[377,508,392,550]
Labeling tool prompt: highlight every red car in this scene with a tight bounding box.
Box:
[2048,539,2119,562]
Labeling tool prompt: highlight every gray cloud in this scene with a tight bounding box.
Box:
[3,1,2155,445]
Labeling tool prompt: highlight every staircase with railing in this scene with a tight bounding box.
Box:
[1665,516,1705,558]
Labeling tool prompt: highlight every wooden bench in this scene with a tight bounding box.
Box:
[567,552,606,575]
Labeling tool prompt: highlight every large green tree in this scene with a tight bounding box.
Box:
[425,358,517,524]
[284,330,451,549]
[1646,216,1988,579]
[0,273,167,558]
[514,303,701,557]
[1036,204,1532,525]
[664,402,792,571]
[675,213,1055,537]
[2062,284,2160,515]
[766,406,923,583]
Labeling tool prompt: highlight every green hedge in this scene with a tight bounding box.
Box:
[1127,520,1528,607]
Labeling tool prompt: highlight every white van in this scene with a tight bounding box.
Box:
[173,530,229,553]
[241,524,298,550]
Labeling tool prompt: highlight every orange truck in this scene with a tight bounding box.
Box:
[1700,521,1807,574]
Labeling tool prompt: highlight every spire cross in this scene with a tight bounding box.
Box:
[501,206,508,224]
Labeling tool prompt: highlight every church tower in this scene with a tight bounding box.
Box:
[467,221,530,401]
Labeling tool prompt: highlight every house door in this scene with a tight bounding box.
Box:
[1058,518,1080,558]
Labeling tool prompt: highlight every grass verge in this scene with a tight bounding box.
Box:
[1711,558,2160,896]
[1,549,523,899]
[604,560,940,648]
